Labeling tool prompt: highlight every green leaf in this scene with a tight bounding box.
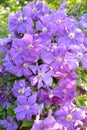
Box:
[0,60,3,65]
[75,94,87,107]
[0,106,6,119]
[0,78,5,86]
[0,52,4,57]
[22,120,33,127]
[7,105,16,118]
[0,126,4,130]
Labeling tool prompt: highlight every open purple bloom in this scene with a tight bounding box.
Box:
[55,104,86,129]
[12,80,32,97]
[52,9,67,34]
[21,34,43,63]
[9,34,43,65]
[53,65,78,79]
[41,45,66,71]
[3,53,32,77]
[9,38,24,65]
[53,78,77,104]
[23,1,51,21]
[31,116,62,130]
[36,14,56,40]
[0,116,18,130]
[65,44,87,69]
[14,94,39,120]
[56,27,84,46]
[8,10,33,34]
[29,64,53,89]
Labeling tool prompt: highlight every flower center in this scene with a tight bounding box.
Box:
[18,17,23,23]
[78,52,83,58]
[68,32,75,39]
[23,63,28,68]
[24,105,29,110]
[19,48,22,53]
[18,88,25,94]
[38,72,42,79]
[33,8,37,12]
[49,92,54,98]
[56,19,62,24]
[66,114,72,121]
[1,94,5,98]
[56,57,62,62]
[8,123,12,126]
[63,73,67,78]
[28,44,33,49]
[42,27,47,32]
[63,89,67,94]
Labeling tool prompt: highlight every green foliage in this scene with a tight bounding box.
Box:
[0,106,6,119]
[7,104,16,118]
[0,126,3,130]
[0,5,9,37]
[76,67,87,107]
[22,120,34,128]
[0,77,5,86]
[76,94,87,108]
[67,0,87,16]
[45,0,61,10]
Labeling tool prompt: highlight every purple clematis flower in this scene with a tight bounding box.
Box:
[14,94,39,120]
[53,78,77,104]
[23,1,51,21]
[29,64,53,89]
[56,27,85,46]
[21,34,43,63]
[9,38,24,65]
[31,116,62,130]
[9,34,43,65]
[3,53,32,77]
[65,44,87,69]
[53,65,78,79]
[55,103,86,130]
[52,9,67,34]
[41,45,66,71]
[12,79,32,97]
[36,14,56,40]
[8,10,33,34]
[0,116,18,130]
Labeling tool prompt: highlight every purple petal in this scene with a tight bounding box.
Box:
[28,93,37,105]
[17,96,27,105]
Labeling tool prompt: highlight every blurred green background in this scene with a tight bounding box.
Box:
[0,0,87,38]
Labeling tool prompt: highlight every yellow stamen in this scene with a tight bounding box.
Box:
[68,32,75,39]
[42,27,47,32]
[18,17,23,23]
[23,63,28,68]
[66,114,72,121]
[24,105,29,110]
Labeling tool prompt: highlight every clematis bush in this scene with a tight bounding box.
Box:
[0,0,87,130]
